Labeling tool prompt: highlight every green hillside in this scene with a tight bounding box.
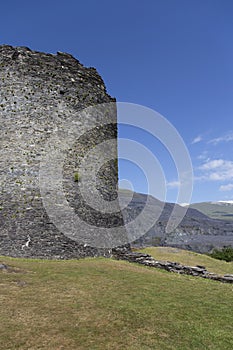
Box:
[189,201,233,221]
[0,254,233,350]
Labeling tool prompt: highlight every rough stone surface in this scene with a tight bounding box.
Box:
[0,263,8,270]
[0,45,123,259]
[113,249,233,284]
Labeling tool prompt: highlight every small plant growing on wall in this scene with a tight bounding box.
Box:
[74,172,80,182]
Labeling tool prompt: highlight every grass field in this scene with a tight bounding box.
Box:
[0,251,233,350]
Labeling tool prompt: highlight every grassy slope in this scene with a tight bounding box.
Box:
[189,202,233,221]
[0,254,232,350]
[140,246,233,275]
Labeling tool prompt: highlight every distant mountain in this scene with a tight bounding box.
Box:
[189,201,233,221]
[118,190,233,253]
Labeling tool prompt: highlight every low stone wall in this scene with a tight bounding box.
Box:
[113,249,233,284]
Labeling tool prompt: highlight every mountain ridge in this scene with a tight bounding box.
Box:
[188,201,233,221]
[118,189,233,253]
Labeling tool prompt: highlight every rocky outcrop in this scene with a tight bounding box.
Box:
[113,249,233,284]
[119,191,233,253]
[0,45,122,259]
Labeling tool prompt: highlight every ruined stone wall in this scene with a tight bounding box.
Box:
[0,45,121,258]
[113,249,233,284]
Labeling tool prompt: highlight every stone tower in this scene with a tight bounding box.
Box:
[0,45,124,258]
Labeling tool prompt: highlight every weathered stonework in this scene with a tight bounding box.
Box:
[0,45,122,259]
[113,249,233,284]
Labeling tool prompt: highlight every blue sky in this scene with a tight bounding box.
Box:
[1,0,233,203]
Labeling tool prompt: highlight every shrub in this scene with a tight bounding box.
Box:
[209,246,233,262]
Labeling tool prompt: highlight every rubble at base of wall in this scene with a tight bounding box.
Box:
[112,249,233,284]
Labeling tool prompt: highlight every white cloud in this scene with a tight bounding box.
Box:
[209,131,233,145]
[219,184,233,192]
[191,135,202,144]
[199,159,226,170]
[166,180,180,189]
[197,151,209,161]
[198,159,233,182]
